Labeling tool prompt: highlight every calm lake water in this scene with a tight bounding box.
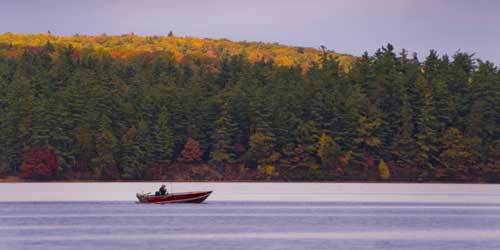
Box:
[1,183,500,250]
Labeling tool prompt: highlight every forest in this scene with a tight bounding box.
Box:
[0,33,499,182]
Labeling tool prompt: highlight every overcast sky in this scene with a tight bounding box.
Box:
[1,0,499,64]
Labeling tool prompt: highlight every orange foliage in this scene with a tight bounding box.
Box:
[0,33,354,70]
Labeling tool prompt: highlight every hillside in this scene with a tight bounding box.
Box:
[0,33,499,182]
[0,33,355,70]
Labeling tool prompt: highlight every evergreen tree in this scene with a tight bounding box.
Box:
[247,90,276,166]
[152,111,175,164]
[0,35,499,182]
[121,126,145,180]
[92,115,118,180]
[136,120,153,165]
[211,101,238,163]
[439,127,480,180]
[296,120,320,156]
[391,93,417,165]
[466,61,500,160]
[414,75,438,169]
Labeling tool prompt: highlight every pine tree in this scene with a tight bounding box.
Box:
[152,111,174,164]
[429,54,454,131]
[391,93,417,165]
[330,82,363,150]
[439,127,480,180]
[27,98,51,149]
[211,101,238,163]
[414,75,438,169]
[247,90,276,165]
[121,126,145,180]
[366,45,404,157]
[92,115,118,180]
[354,116,383,155]
[0,76,29,173]
[48,98,74,170]
[466,61,500,160]
[136,120,153,164]
[296,120,320,156]
[248,132,275,167]
[74,120,93,170]
[448,52,475,128]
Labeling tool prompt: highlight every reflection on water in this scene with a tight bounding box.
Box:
[2,182,500,203]
[3,212,500,219]
[3,230,500,241]
[1,183,500,250]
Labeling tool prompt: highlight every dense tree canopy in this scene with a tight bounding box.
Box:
[0,33,499,182]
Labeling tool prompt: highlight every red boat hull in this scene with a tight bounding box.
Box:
[136,191,212,204]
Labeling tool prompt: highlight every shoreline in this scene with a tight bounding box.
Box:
[1,176,497,184]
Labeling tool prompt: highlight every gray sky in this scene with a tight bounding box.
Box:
[1,0,499,64]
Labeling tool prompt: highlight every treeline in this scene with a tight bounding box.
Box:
[0,33,355,70]
[0,36,499,182]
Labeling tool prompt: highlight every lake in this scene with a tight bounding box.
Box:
[1,183,500,250]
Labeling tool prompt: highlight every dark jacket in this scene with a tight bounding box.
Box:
[159,186,167,196]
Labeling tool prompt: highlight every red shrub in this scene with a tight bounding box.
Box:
[146,164,165,180]
[337,155,348,169]
[71,50,81,61]
[125,127,137,140]
[20,148,58,180]
[177,138,203,163]
[363,153,375,168]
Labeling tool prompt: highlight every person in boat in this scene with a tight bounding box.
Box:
[156,185,167,196]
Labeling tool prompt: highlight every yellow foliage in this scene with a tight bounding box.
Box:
[316,133,332,159]
[344,151,353,161]
[274,56,294,67]
[356,116,382,147]
[339,151,353,167]
[366,137,382,146]
[270,152,281,162]
[316,133,340,169]
[0,33,355,69]
[258,165,278,177]
[308,162,320,170]
[378,159,390,180]
[238,164,247,175]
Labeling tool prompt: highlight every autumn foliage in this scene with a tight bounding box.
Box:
[177,138,203,163]
[378,159,390,180]
[1,33,500,183]
[0,33,354,71]
[20,149,58,180]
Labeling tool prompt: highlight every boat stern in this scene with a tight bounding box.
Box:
[136,193,146,203]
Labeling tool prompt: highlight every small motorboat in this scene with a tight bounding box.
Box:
[136,191,212,204]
